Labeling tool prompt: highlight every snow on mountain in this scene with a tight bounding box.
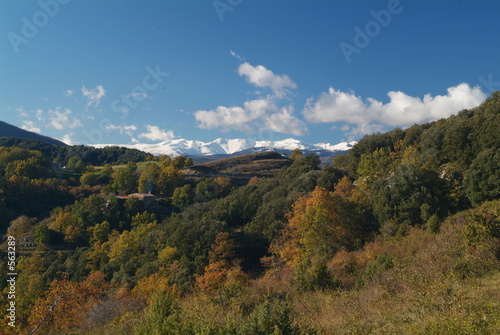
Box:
[93,138,357,157]
[314,141,357,151]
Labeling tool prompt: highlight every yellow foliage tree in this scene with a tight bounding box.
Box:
[196,232,246,293]
[27,272,109,334]
[133,273,171,303]
[271,186,366,269]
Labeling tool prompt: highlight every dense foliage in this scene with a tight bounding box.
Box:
[0,137,150,166]
[1,93,499,334]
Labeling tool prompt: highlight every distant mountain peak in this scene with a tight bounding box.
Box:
[0,120,66,146]
[94,137,357,157]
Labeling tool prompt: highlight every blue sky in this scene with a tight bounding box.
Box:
[1,0,500,146]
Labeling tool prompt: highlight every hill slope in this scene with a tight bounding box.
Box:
[0,137,149,166]
[0,120,66,146]
[184,151,292,180]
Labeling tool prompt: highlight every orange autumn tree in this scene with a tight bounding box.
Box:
[27,271,110,334]
[268,186,367,290]
[277,187,354,263]
[196,232,246,293]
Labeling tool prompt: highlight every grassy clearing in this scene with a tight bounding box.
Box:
[93,161,161,173]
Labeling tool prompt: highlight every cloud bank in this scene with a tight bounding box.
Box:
[194,55,488,139]
[302,83,487,132]
[139,125,176,141]
[105,124,175,143]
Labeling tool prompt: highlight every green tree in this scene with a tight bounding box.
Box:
[34,223,56,245]
[157,165,183,196]
[159,155,172,167]
[134,290,180,335]
[131,211,157,227]
[357,147,395,181]
[194,178,217,203]
[372,163,449,228]
[138,163,161,194]
[172,185,193,209]
[72,194,106,227]
[79,172,99,186]
[112,166,138,194]
[127,161,138,172]
[332,154,356,176]
[465,148,500,206]
[100,164,113,177]
[67,156,84,171]
[124,197,142,217]
[172,155,191,169]
[2,149,53,179]
[89,221,111,243]
[184,157,194,168]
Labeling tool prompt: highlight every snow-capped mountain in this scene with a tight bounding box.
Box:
[93,138,357,157]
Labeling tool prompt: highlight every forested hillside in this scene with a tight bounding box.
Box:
[1,93,499,334]
[0,137,151,167]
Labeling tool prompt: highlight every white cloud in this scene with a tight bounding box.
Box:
[106,124,139,143]
[106,124,138,132]
[81,85,106,107]
[21,120,41,133]
[302,83,487,135]
[264,106,308,136]
[64,89,75,97]
[106,124,137,136]
[61,134,76,145]
[194,58,306,136]
[138,125,175,142]
[238,62,297,98]
[195,97,307,136]
[195,105,254,133]
[47,108,83,130]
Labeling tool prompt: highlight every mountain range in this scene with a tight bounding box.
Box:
[93,138,357,158]
[0,119,356,159]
